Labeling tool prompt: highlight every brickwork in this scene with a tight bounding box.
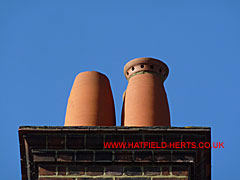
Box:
[19,126,211,180]
[38,165,189,179]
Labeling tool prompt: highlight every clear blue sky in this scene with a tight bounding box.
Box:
[1,0,239,179]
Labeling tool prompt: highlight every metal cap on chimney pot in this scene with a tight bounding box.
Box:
[65,71,116,126]
[121,57,171,126]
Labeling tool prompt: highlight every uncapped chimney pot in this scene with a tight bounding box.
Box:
[65,71,116,126]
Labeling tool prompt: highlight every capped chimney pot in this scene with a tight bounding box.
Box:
[122,57,171,126]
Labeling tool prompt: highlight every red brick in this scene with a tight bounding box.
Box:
[124,135,142,143]
[39,178,74,180]
[163,135,181,144]
[206,164,211,177]
[124,166,142,176]
[86,166,104,176]
[172,166,189,176]
[144,135,163,144]
[172,151,195,162]
[26,135,46,149]
[162,166,170,176]
[90,179,113,180]
[95,151,112,162]
[66,135,84,149]
[134,151,152,162]
[105,165,123,176]
[114,151,132,162]
[33,151,55,162]
[116,178,150,180]
[154,151,171,162]
[38,165,56,175]
[105,135,123,142]
[77,178,113,180]
[76,151,93,162]
[47,135,65,149]
[86,135,104,149]
[182,134,206,145]
[143,166,160,176]
[58,166,66,175]
[153,177,188,180]
[57,151,74,162]
[68,165,85,175]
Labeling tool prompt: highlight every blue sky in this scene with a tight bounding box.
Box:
[1,0,240,179]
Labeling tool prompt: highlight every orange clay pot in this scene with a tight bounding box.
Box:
[121,57,170,126]
[65,71,116,126]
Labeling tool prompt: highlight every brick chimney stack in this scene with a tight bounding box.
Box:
[64,71,116,126]
[18,58,211,180]
[122,57,171,126]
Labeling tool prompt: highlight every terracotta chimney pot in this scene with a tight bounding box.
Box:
[121,57,170,126]
[65,71,116,126]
